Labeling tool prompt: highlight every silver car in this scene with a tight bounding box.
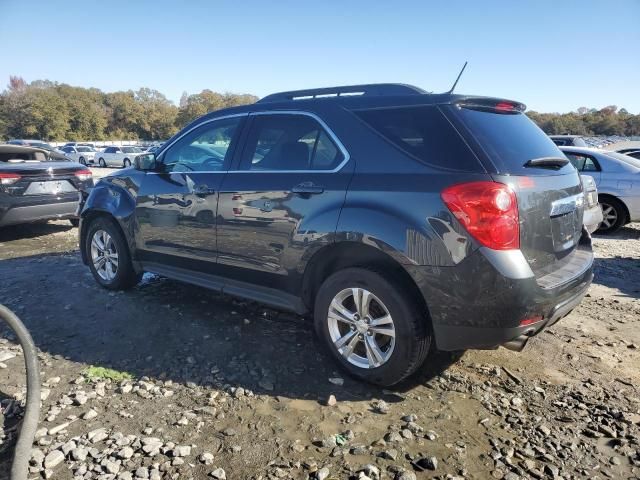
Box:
[561,146,640,233]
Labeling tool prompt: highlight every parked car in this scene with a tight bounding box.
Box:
[95,146,143,167]
[7,139,61,153]
[561,146,640,233]
[79,83,593,386]
[623,150,640,160]
[60,145,97,165]
[0,144,93,227]
[64,142,97,149]
[549,135,587,147]
[580,174,603,234]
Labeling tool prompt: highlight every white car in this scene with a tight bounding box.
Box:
[60,145,97,165]
[96,146,143,168]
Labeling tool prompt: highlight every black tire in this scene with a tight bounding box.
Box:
[69,218,79,227]
[123,158,131,168]
[314,267,431,386]
[99,158,106,167]
[85,217,141,290]
[597,196,626,233]
[79,156,86,166]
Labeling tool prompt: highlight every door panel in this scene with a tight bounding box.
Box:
[217,112,352,285]
[134,115,245,265]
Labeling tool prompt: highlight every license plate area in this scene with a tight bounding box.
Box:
[550,211,581,252]
[24,180,76,195]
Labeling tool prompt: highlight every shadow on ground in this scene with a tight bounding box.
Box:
[0,222,74,242]
[0,252,457,405]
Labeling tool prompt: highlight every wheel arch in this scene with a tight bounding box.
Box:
[301,241,431,327]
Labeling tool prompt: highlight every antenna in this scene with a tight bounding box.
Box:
[447,61,468,94]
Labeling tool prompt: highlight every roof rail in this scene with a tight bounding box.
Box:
[257,83,426,103]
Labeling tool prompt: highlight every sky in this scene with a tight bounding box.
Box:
[1,0,639,113]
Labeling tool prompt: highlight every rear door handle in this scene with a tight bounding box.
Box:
[193,184,216,196]
[292,182,324,195]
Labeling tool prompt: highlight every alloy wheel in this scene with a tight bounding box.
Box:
[600,203,617,230]
[90,230,119,281]
[327,288,396,369]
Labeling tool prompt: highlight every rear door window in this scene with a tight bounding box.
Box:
[353,106,482,172]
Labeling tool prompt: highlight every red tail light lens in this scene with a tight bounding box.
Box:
[0,173,21,185]
[74,169,93,181]
[441,181,519,250]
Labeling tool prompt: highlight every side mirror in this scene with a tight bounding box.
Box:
[135,153,157,171]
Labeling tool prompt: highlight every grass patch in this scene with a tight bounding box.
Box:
[83,366,133,382]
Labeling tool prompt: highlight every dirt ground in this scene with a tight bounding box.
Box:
[0,216,638,479]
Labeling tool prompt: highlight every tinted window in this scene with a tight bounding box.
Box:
[354,106,481,172]
[564,152,599,171]
[162,117,241,173]
[239,114,344,171]
[105,147,115,153]
[77,146,91,152]
[454,107,569,175]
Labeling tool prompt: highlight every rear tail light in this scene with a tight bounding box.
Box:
[441,181,519,250]
[0,173,21,185]
[74,169,93,181]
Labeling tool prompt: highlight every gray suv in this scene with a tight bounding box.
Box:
[79,84,594,386]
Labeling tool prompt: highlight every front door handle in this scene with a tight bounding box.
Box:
[292,182,324,195]
[193,184,215,196]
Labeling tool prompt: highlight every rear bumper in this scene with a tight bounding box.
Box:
[406,240,594,351]
[0,197,78,227]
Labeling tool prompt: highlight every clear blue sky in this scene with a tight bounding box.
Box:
[1,0,639,113]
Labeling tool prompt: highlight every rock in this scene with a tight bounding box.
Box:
[135,466,150,478]
[413,456,438,471]
[118,446,134,459]
[83,409,98,420]
[48,421,71,436]
[326,394,337,407]
[511,397,524,407]
[118,473,133,480]
[200,452,214,465]
[222,428,236,436]
[87,427,109,443]
[379,449,398,461]
[361,464,380,480]
[105,460,121,474]
[544,464,560,477]
[373,400,390,414]
[395,471,417,480]
[172,445,191,457]
[316,467,330,480]
[43,450,64,469]
[210,467,226,479]
[384,432,403,443]
[537,424,551,436]
[30,449,45,467]
[402,414,418,423]
[71,447,88,461]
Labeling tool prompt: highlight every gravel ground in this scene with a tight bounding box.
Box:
[0,221,638,479]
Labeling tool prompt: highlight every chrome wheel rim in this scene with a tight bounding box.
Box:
[600,203,617,229]
[90,230,118,281]
[327,288,395,369]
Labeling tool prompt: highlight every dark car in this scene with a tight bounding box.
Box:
[7,139,60,153]
[79,84,593,386]
[0,145,93,227]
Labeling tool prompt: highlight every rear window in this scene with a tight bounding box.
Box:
[453,107,572,175]
[354,106,482,172]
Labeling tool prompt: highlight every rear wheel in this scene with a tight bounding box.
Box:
[597,196,626,233]
[314,267,431,386]
[123,158,131,168]
[98,158,106,167]
[85,217,141,290]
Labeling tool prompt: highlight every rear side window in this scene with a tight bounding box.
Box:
[354,106,482,172]
[453,107,571,175]
[239,114,344,171]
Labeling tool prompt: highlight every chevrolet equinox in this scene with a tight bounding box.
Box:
[79,84,594,386]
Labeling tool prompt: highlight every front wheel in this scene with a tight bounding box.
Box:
[123,158,131,168]
[597,196,626,233]
[79,156,86,166]
[85,217,141,290]
[314,267,431,386]
[98,158,106,168]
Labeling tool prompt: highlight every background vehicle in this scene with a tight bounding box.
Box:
[561,146,640,233]
[96,145,142,167]
[79,84,593,386]
[63,142,97,149]
[549,135,587,147]
[580,174,603,233]
[0,145,93,227]
[60,145,97,165]
[7,139,61,153]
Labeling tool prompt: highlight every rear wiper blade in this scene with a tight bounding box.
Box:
[524,157,569,169]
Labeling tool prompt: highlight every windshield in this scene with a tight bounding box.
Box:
[77,146,93,152]
[122,147,141,153]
